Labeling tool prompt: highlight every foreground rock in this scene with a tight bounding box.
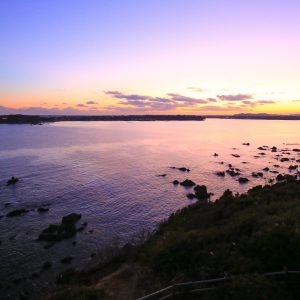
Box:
[193,185,210,199]
[38,213,82,242]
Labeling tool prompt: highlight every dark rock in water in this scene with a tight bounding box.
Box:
[263,167,270,172]
[193,185,210,199]
[276,174,285,181]
[186,193,196,199]
[258,146,267,150]
[273,164,280,168]
[56,268,76,285]
[238,177,249,183]
[60,256,73,264]
[293,149,300,152]
[62,213,81,225]
[215,171,225,177]
[288,165,298,170]
[242,143,250,146]
[6,177,19,186]
[259,152,266,155]
[270,170,279,174]
[213,153,219,156]
[178,167,190,172]
[271,146,277,152]
[170,167,190,172]
[280,157,290,162]
[297,159,300,163]
[228,164,233,168]
[42,261,52,270]
[232,154,240,158]
[252,172,263,178]
[172,180,179,185]
[226,169,240,177]
[156,174,167,177]
[180,179,196,187]
[6,209,29,217]
[37,207,49,213]
[38,213,82,242]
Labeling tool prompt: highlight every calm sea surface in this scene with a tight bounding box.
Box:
[1,119,300,299]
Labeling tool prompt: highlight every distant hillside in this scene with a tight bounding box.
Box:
[0,114,205,124]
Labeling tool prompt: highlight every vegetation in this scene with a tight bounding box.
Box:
[47,178,300,299]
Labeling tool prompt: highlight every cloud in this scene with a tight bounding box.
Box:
[77,104,88,107]
[217,94,253,101]
[86,101,98,105]
[105,90,210,110]
[187,87,206,92]
[255,100,276,105]
[241,100,276,107]
[105,90,149,101]
[167,93,208,104]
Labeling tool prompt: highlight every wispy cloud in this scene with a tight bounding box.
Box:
[217,94,253,101]
[86,101,98,105]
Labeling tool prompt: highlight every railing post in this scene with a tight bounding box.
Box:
[171,280,176,299]
[283,266,288,287]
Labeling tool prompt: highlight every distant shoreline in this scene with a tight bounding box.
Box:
[1,114,300,125]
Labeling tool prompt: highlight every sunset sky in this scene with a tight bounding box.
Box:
[1,0,300,115]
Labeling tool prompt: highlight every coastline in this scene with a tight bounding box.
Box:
[2,113,300,125]
[46,177,300,300]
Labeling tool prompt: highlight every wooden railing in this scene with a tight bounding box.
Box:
[136,270,300,300]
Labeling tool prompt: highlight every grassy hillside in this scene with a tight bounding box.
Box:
[48,177,300,300]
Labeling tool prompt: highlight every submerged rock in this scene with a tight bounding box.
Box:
[280,158,290,162]
[6,209,29,217]
[252,172,263,178]
[238,177,249,184]
[232,154,240,158]
[263,167,270,171]
[242,143,250,146]
[170,167,190,172]
[37,207,49,213]
[215,171,225,177]
[6,177,19,186]
[180,179,196,187]
[288,165,298,170]
[226,169,240,177]
[172,180,179,185]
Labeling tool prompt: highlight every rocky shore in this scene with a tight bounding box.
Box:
[46,178,300,300]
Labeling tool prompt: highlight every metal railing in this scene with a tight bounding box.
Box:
[136,270,300,300]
